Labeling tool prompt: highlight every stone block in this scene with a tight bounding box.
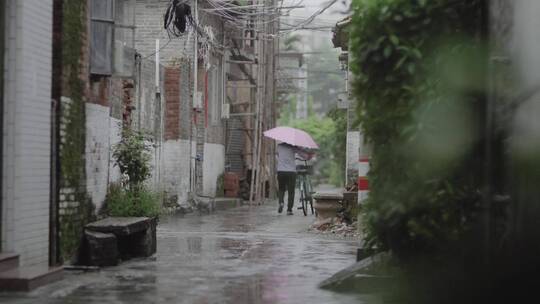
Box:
[85,217,157,263]
[83,230,119,267]
[85,217,152,236]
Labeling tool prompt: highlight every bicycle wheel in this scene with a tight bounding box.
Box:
[304,177,315,215]
[299,182,308,216]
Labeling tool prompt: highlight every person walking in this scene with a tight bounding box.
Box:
[276,142,312,215]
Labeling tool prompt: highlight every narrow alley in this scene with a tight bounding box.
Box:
[0,201,371,304]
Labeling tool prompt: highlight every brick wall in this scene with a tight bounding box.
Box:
[179,60,192,140]
[164,67,180,140]
[2,0,53,266]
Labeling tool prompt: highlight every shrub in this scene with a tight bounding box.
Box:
[112,129,152,190]
[105,183,160,218]
[106,129,160,218]
[350,0,486,258]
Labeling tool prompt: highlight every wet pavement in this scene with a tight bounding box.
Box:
[0,201,377,304]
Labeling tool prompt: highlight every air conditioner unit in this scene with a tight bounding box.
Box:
[221,103,230,119]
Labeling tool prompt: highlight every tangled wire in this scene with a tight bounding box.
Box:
[164,0,193,37]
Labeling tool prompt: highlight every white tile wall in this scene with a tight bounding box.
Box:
[2,0,53,266]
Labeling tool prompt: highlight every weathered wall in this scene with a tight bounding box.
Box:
[85,56,164,212]
[135,0,193,64]
[85,103,110,212]
[162,140,193,203]
[203,143,225,196]
[2,0,53,266]
[134,58,164,135]
[108,118,122,184]
[134,0,229,199]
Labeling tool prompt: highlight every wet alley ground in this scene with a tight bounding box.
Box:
[0,201,376,304]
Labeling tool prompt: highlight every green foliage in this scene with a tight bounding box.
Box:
[216,173,225,197]
[59,0,93,262]
[106,130,160,218]
[287,114,344,186]
[350,0,486,258]
[61,0,86,187]
[305,41,345,113]
[326,107,347,186]
[105,183,160,218]
[113,129,152,190]
[278,95,297,126]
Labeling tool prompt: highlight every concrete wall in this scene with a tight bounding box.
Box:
[162,140,193,203]
[202,143,225,196]
[85,103,122,212]
[2,0,52,266]
[86,103,111,212]
[108,118,122,184]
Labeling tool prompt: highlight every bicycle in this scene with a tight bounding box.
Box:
[296,159,315,216]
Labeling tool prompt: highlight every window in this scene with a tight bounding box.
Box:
[90,0,135,76]
[113,0,136,76]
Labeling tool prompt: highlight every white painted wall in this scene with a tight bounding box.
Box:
[108,117,122,184]
[162,140,193,203]
[202,143,225,196]
[85,103,123,212]
[2,0,53,266]
[86,103,110,212]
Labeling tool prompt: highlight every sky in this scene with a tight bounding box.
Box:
[281,0,350,28]
[279,0,351,49]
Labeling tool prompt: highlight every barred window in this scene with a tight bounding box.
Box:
[90,0,135,76]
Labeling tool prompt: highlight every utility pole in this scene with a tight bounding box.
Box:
[190,0,199,194]
[249,0,261,205]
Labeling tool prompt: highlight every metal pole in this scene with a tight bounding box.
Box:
[249,0,260,205]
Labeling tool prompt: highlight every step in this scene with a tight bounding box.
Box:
[213,198,243,211]
[0,253,19,272]
[0,266,63,292]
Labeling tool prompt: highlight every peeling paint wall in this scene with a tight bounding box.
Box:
[203,143,225,197]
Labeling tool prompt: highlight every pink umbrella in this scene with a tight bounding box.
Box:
[263,126,319,149]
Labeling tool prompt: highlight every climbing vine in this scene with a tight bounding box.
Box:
[59,0,94,261]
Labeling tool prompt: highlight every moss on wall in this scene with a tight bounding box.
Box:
[59,0,94,262]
